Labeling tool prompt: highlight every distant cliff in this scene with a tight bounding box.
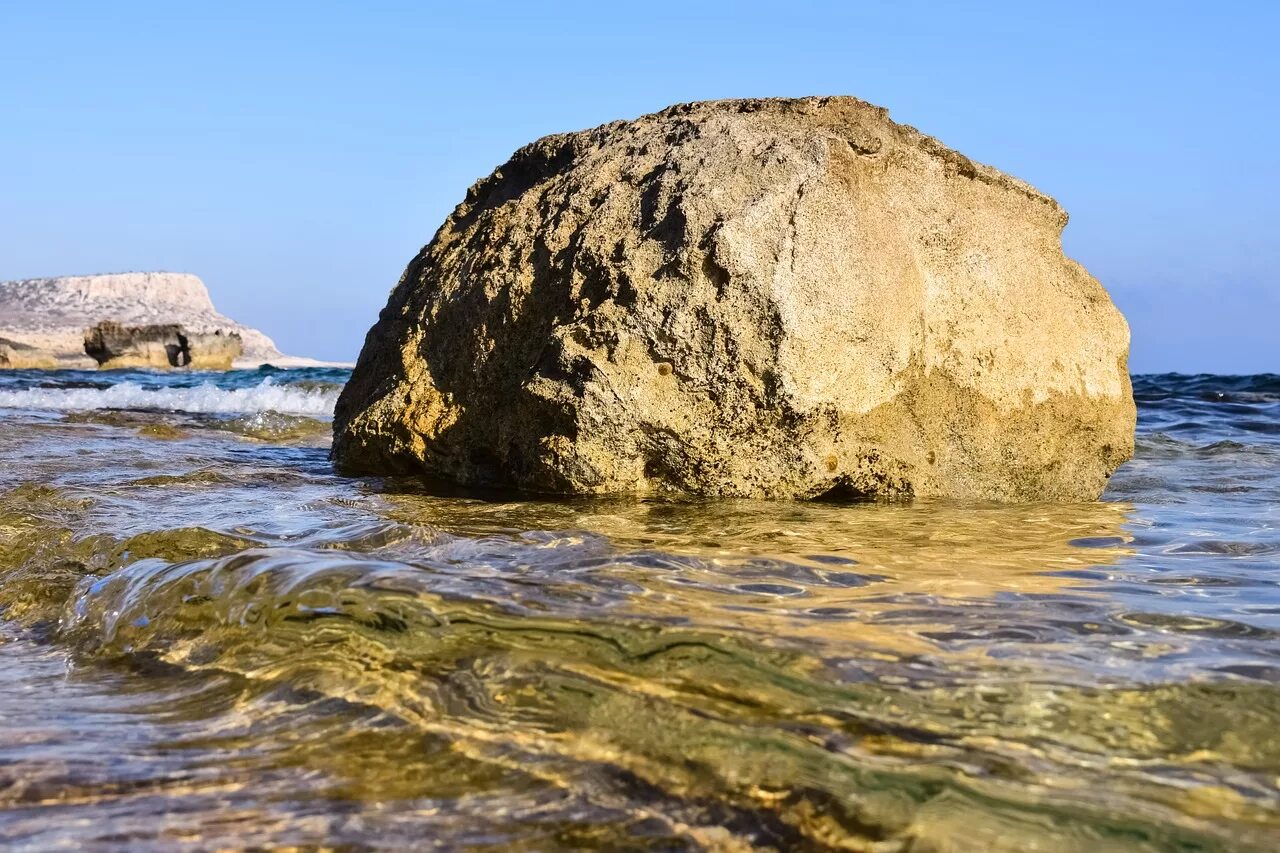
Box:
[0,272,314,368]
[83,321,243,370]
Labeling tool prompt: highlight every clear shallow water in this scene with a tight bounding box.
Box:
[0,368,1276,851]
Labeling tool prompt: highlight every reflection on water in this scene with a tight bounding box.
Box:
[0,369,1277,850]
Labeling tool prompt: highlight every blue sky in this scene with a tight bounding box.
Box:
[1,1,1276,372]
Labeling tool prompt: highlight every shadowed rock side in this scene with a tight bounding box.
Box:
[83,321,243,370]
[334,96,1136,501]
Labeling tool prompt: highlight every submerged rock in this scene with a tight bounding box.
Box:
[83,321,243,370]
[334,96,1135,501]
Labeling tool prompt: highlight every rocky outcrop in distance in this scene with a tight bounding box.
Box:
[0,338,57,370]
[333,96,1136,502]
[0,272,315,369]
[83,321,243,370]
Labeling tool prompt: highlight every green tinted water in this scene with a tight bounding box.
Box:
[0,369,1276,850]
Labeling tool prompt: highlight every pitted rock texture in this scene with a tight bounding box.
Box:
[334,96,1136,501]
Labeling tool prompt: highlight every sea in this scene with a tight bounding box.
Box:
[0,367,1275,851]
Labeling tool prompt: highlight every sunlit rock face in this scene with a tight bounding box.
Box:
[0,338,57,369]
[0,272,285,368]
[82,321,243,370]
[334,96,1135,501]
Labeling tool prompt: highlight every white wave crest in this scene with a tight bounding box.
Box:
[0,380,339,416]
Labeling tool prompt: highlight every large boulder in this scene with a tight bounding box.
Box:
[334,97,1135,501]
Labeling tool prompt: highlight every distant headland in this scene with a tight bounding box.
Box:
[0,272,334,369]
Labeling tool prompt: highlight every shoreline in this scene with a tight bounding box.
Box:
[0,356,354,371]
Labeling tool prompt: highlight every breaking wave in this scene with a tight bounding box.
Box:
[0,379,339,417]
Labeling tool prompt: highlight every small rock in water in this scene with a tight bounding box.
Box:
[224,411,328,443]
[137,423,188,440]
[334,96,1135,501]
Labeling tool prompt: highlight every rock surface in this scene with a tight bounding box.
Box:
[83,321,243,370]
[0,338,57,370]
[334,96,1135,501]
[0,272,307,368]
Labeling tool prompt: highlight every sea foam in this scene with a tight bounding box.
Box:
[0,379,338,417]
